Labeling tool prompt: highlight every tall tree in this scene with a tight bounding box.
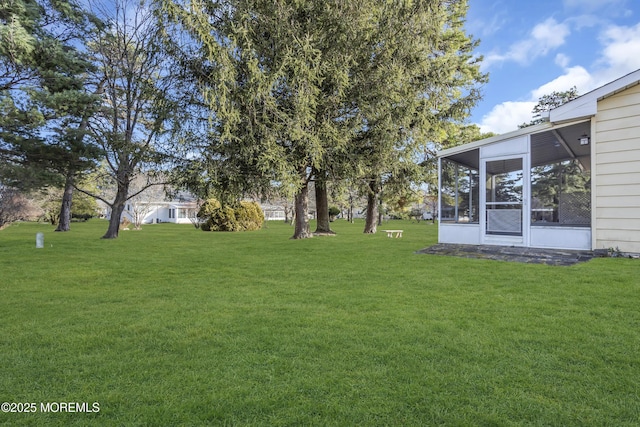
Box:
[313,167,334,234]
[520,87,579,128]
[80,0,182,239]
[161,0,366,239]
[42,57,104,232]
[0,0,104,230]
[349,0,486,234]
[161,0,485,238]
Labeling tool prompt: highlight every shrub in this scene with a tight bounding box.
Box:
[197,198,221,231]
[72,213,93,222]
[197,198,221,219]
[198,199,264,232]
[235,201,264,231]
[208,205,240,231]
[328,206,340,221]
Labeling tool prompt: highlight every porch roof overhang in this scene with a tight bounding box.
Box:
[438,118,592,171]
[438,122,553,159]
[439,68,640,166]
[168,202,198,209]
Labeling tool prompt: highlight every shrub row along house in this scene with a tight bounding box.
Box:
[437,69,640,254]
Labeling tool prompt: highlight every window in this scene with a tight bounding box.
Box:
[169,208,175,219]
[178,209,187,219]
[531,159,590,226]
[441,159,479,223]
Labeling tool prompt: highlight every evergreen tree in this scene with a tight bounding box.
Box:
[161,0,361,238]
[0,0,104,230]
[520,87,579,128]
[349,0,486,233]
[161,0,485,238]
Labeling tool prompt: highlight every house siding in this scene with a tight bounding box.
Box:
[594,84,640,253]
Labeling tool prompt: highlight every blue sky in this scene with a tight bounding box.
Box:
[465,0,640,134]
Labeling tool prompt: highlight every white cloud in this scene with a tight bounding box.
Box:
[598,22,640,74]
[478,67,593,134]
[531,18,570,50]
[531,66,593,98]
[483,18,571,68]
[478,101,536,134]
[528,22,640,99]
[476,10,640,135]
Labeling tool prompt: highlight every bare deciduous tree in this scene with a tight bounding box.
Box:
[0,187,40,228]
[77,0,182,239]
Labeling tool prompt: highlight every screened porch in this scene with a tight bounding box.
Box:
[438,120,592,250]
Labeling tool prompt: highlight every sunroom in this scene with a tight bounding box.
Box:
[437,119,592,250]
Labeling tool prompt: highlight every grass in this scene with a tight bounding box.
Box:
[0,219,638,426]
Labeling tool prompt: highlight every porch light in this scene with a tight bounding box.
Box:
[579,134,590,145]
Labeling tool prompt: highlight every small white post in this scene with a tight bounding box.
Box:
[36,232,44,248]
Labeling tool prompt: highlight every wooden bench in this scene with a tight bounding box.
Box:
[382,229,403,238]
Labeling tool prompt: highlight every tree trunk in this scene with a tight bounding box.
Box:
[349,194,354,223]
[363,179,379,234]
[55,174,75,232]
[284,206,290,224]
[291,182,312,239]
[102,183,128,239]
[313,170,334,234]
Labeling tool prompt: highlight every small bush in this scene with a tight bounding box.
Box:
[72,213,93,222]
[208,205,240,231]
[120,217,131,229]
[198,199,264,232]
[235,201,264,231]
[328,206,340,221]
[197,199,222,219]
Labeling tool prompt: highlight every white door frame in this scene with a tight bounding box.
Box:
[480,153,530,246]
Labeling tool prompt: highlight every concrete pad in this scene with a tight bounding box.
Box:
[416,243,600,266]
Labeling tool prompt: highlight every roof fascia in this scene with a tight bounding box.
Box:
[438,118,590,158]
[550,69,640,123]
[438,122,552,158]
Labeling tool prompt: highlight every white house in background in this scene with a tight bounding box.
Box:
[101,192,199,225]
[124,200,199,224]
[437,69,640,254]
[262,204,288,221]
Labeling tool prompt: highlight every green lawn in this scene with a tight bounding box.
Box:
[0,219,638,426]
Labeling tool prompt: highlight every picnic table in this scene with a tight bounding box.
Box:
[382,229,403,238]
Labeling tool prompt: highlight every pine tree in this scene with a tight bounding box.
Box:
[160,0,486,238]
[0,0,104,230]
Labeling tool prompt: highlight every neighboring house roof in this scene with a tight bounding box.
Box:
[261,204,287,211]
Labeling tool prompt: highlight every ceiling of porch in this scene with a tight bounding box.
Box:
[531,121,591,169]
[442,120,591,171]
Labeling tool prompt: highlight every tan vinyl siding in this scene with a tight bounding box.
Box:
[594,85,640,253]
[596,184,640,198]
[597,172,640,186]
[597,161,639,174]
